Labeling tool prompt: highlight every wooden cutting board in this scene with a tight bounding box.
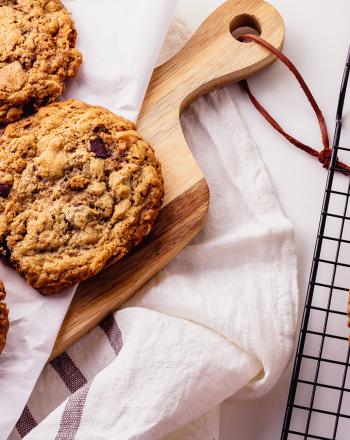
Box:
[51,0,285,359]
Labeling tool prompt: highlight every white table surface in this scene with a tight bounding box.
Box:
[176,1,350,439]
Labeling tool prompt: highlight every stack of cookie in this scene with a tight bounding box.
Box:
[0,0,164,354]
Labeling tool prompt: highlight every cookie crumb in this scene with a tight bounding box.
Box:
[0,280,9,355]
[68,175,90,190]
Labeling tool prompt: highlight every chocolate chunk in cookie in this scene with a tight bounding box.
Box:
[90,137,111,159]
[0,183,11,198]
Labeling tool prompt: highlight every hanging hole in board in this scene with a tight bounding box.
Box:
[230,14,261,43]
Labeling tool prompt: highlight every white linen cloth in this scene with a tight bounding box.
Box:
[7,10,299,440]
[0,1,177,438]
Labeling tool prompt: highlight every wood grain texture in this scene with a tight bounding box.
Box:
[52,0,285,358]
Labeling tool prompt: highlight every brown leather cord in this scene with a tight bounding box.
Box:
[239,33,350,174]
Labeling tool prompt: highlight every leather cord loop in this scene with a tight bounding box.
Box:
[240,34,350,174]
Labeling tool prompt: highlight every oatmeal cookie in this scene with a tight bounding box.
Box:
[0,99,164,294]
[0,0,82,124]
[0,280,9,354]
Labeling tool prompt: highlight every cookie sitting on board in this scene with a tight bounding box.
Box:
[0,0,82,124]
[0,99,164,295]
[0,280,9,354]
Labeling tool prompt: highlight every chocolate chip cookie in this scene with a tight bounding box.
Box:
[0,99,164,294]
[0,280,9,354]
[0,0,82,125]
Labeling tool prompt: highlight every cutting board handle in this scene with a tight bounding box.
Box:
[141,0,284,115]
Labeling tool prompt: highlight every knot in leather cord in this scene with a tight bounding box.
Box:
[318,148,333,169]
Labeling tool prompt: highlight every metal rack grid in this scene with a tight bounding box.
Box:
[281,47,350,440]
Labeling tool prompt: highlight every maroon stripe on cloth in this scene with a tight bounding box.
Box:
[99,315,123,355]
[15,405,37,438]
[55,383,91,440]
[50,352,87,393]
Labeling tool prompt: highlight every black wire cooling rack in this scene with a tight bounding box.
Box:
[280,47,350,439]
